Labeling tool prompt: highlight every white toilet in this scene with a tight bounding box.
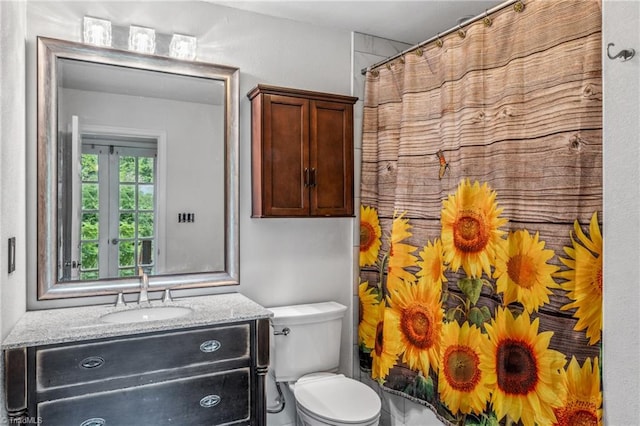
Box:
[269,301,381,426]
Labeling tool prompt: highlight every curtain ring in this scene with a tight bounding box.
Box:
[483,10,493,27]
[414,47,423,57]
[386,63,392,70]
[371,69,379,77]
[514,0,525,13]
[399,55,405,64]
[457,25,466,39]
[435,33,443,48]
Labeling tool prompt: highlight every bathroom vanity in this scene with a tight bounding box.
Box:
[3,293,271,425]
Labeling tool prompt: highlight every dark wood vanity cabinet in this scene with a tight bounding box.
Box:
[248,85,357,217]
[4,319,270,426]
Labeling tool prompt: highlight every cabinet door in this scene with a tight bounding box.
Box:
[262,94,310,216]
[310,100,354,216]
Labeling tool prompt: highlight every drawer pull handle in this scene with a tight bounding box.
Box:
[80,418,106,426]
[200,394,221,408]
[200,340,221,353]
[80,356,105,369]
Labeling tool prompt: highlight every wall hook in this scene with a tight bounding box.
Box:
[607,43,635,62]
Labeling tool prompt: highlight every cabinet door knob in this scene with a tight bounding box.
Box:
[80,418,106,426]
[200,394,221,408]
[199,339,221,353]
[80,356,105,369]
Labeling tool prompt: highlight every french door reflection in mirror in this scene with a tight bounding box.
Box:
[60,118,160,281]
[79,139,157,280]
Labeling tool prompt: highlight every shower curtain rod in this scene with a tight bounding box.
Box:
[360,0,520,75]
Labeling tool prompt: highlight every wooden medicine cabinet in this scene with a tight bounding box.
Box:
[248,85,357,217]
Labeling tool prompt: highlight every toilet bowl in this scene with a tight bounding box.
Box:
[291,373,380,426]
[269,302,382,426]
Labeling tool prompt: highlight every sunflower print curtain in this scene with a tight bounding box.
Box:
[357,1,602,425]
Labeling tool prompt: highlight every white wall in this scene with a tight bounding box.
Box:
[0,1,27,342]
[602,0,640,423]
[24,0,354,306]
[0,1,27,423]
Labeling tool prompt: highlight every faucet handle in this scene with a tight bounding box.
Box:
[162,288,173,303]
[137,271,150,305]
[115,292,127,307]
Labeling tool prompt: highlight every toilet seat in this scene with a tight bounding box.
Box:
[294,373,381,425]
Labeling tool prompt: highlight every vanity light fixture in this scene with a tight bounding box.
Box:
[129,25,156,54]
[169,34,197,60]
[83,16,112,47]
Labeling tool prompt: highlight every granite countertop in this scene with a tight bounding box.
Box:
[2,292,272,349]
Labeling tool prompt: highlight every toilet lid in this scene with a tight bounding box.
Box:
[295,374,381,424]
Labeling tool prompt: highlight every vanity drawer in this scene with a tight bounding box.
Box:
[38,367,250,425]
[37,324,250,390]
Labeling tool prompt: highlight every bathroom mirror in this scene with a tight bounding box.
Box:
[37,37,239,299]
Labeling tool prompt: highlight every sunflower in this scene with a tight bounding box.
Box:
[441,179,507,278]
[485,307,566,426]
[370,303,402,381]
[553,356,602,426]
[417,238,447,298]
[493,229,560,313]
[360,205,382,267]
[386,212,418,293]
[438,321,493,415]
[385,278,443,377]
[358,281,380,350]
[557,212,603,345]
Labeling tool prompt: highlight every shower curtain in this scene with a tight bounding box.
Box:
[357,1,602,425]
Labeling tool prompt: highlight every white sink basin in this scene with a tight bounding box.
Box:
[101,306,193,324]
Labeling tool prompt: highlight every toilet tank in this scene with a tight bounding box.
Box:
[269,301,347,382]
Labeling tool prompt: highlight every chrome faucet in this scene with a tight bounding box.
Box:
[138,268,150,305]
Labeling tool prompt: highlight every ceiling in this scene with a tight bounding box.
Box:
[209,1,503,45]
